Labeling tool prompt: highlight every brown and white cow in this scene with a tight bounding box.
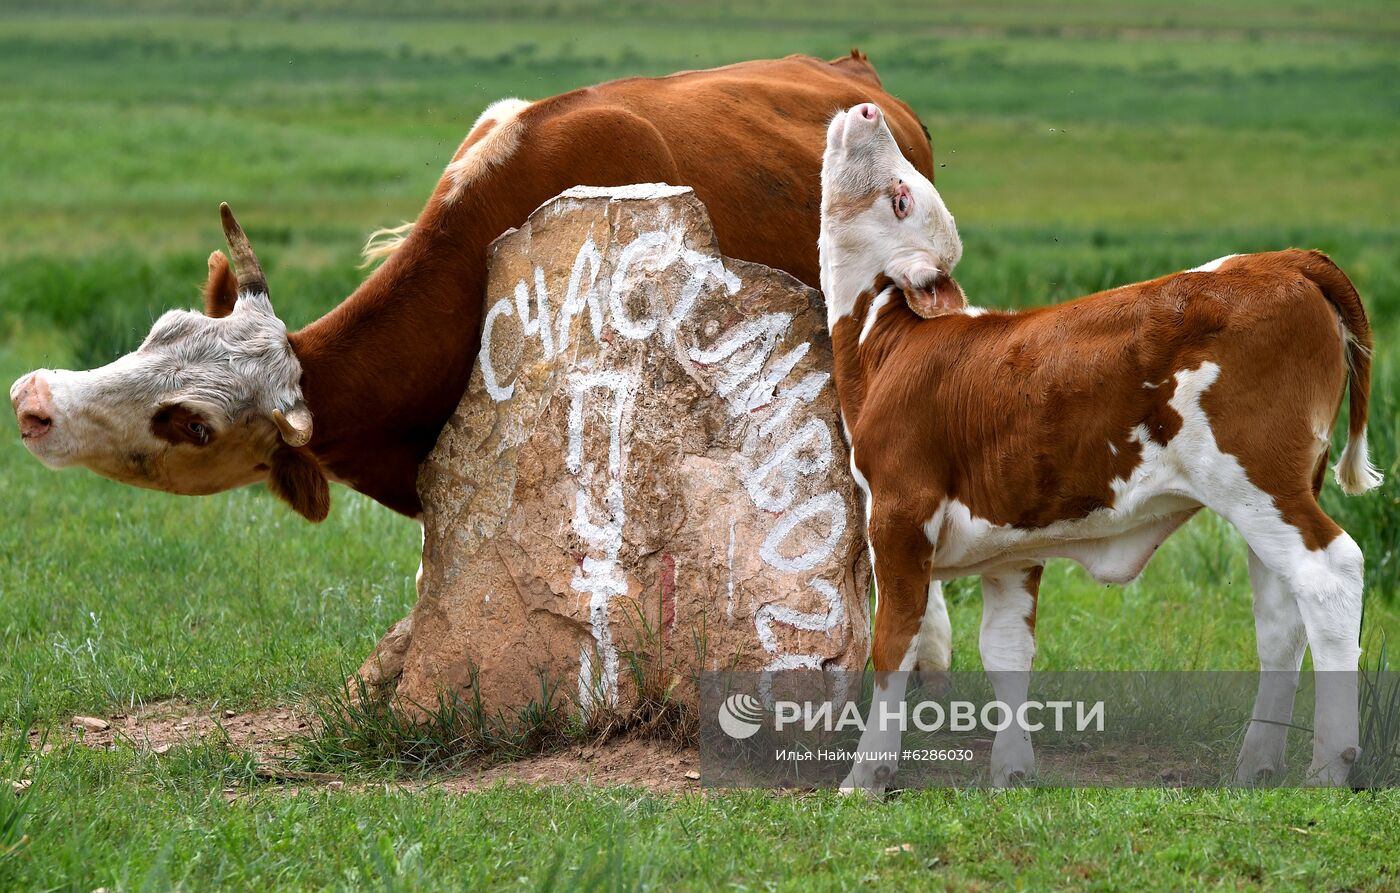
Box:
[10,53,932,521]
[819,103,1381,791]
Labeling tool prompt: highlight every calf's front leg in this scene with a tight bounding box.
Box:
[839,522,932,795]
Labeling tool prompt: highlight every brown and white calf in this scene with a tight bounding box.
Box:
[819,103,1381,791]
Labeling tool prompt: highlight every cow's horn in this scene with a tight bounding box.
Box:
[272,401,313,447]
[219,202,268,297]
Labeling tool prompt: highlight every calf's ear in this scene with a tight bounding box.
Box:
[902,271,967,319]
[268,446,330,521]
[203,251,238,318]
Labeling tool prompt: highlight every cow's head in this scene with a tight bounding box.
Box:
[10,205,330,520]
[819,102,965,319]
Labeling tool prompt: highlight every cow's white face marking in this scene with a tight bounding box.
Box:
[15,293,307,495]
[443,98,531,204]
[819,104,962,324]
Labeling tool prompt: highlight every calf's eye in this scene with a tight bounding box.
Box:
[892,183,913,219]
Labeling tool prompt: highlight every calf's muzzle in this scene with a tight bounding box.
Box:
[11,370,54,442]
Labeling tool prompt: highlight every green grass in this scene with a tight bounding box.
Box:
[1,0,1398,889]
[4,736,1399,892]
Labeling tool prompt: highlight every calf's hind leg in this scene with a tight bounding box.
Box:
[1189,343,1363,783]
[1288,523,1363,786]
[1220,499,1363,786]
[1236,549,1307,784]
[914,580,952,672]
[980,566,1041,786]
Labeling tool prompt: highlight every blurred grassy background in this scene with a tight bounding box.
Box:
[2,2,1399,890]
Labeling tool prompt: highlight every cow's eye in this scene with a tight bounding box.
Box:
[151,403,217,447]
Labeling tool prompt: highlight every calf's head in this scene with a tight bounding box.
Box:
[819,102,965,318]
[9,205,329,520]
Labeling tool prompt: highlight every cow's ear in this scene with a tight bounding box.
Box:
[203,251,238,318]
[902,271,966,319]
[268,446,330,521]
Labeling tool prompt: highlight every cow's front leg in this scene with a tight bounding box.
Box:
[839,522,932,796]
[980,566,1041,786]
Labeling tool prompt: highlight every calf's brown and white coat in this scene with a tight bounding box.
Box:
[819,103,1381,791]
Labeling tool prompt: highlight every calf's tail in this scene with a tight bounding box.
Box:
[1297,250,1383,495]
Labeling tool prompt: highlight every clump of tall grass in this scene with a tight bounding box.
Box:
[293,667,574,777]
[1353,637,1400,788]
[581,589,701,748]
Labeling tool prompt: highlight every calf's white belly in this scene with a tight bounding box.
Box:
[924,475,1201,583]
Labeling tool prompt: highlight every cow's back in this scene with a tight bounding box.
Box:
[454,53,933,289]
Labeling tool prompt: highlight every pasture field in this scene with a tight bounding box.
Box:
[2,0,1398,889]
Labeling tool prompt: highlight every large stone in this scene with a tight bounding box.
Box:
[361,184,870,717]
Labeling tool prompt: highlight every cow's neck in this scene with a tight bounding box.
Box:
[288,191,515,517]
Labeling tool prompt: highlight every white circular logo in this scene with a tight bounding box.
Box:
[717,692,764,739]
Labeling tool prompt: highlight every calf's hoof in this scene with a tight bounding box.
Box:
[1306,746,1359,788]
[990,738,1035,788]
[991,764,1033,789]
[1233,757,1284,787]
[839,761,897,798]
[1236,766,1278,787]
[837,784,882,800]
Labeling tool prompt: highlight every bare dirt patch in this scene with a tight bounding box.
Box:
[433,736,700,794]
[35,701,701,793]
[38,700,313,760]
